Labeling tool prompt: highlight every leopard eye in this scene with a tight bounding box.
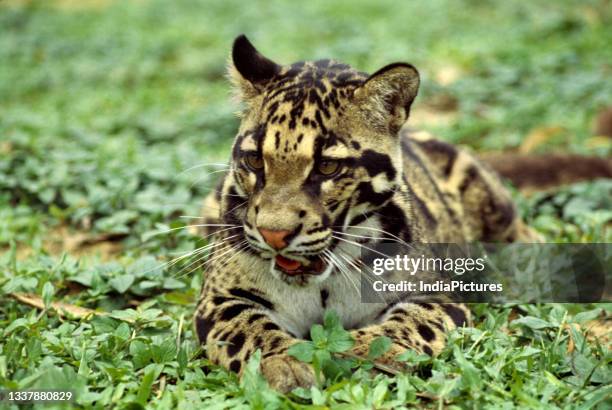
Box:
[318,159,341,176]
[244,153,264,171]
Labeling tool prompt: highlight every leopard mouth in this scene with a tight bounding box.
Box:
[274,255,327,276]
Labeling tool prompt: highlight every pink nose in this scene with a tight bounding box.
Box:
[258,228,291,250]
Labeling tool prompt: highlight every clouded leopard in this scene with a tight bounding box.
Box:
[193,35,540,392]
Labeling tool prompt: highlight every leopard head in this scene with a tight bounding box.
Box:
[222,35,419,285]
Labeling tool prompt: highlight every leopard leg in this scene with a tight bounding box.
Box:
[451,151,545,242]
[194,289,315,393]
[408,132,541,243]
[441,144,540,242]
[349,302,470,370]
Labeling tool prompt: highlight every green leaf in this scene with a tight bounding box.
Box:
[241,350,281,408]
[41,281,54,308]
[91,316,121,334]
[130,340,151,369]
[323,310,341,330]
[395,349,430,364]
[151,339,177,363]
[287,341,315,363]
[326,327,354,353]
[162,277,186,290]
[367,336,392,360]
[572,308,602,324]
[4,318,29,336]
[310,324,326,344]
[109,274,135,294]
[511,316,554,330]
[177,346,188,374]
[453,345,481,389]
[114,323,131,341]
[135,364,163,406]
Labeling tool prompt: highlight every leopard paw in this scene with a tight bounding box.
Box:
[260,354,316,393]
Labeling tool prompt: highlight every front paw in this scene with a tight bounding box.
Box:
[260,354,316,393]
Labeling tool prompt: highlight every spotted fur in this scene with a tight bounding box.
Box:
[194,35,541,392]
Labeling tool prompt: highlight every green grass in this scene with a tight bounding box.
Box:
[1,0,610,408]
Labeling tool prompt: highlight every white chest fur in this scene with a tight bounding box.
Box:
[254,268,384,338]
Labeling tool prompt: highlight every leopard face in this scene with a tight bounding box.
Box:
[221,36,420,285]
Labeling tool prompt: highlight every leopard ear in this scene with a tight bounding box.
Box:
[228,35,281,102]
[353,63,420,134]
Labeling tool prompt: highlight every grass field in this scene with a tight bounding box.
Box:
[1,0,611,408]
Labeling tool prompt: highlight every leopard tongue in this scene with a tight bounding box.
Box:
[275,255,302,273]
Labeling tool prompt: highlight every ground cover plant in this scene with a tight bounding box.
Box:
[1,0,610,408]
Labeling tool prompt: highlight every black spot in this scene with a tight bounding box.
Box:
[299,210,307,218]
[269,336,282,351]
[356,181,394,207]
[254,336,263,349]
[228,288,274,310]
[220,303,252,321]
[432,320,445,331]
[212,328,228,341]
[336,72,353,84]
[416,138,458,177]
[441,304,468,327]
[228,332,246,356]
[379,202,413,243]
[299,237,327,247]
[396,340,411,349]
[459,166,479,195]
[224,186,249,226]
[401,328,412,340]
[328,201,340,212]
[351,141,361,150]
[195,315,214,343]
[348,210,375,226]
[417,324,436,342]
[306,226,327,235]
[320,289,329,308]
[314,110,327,134]
[265,101,280,123]
[212,296,232,306]
[229,360,241,373]
[359,150,396,180]
[248,313,265,323]
[423,345,433,356]
[263,322,280,331]
[418,303,434,310]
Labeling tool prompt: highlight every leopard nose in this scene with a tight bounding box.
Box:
[258,228,291,250]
